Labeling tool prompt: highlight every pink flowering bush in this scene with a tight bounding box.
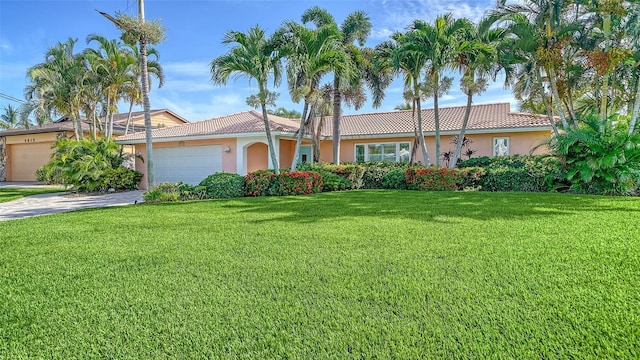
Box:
[276,171,323,195]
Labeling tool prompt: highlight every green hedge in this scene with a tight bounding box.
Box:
[199,172,245,199]
[458,155,560,192]
[143,182,207,203]
[297,163,365,190]
[360,162,411,189]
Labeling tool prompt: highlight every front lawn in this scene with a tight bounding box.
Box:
[1,191,638,358]
[0,187,64,203]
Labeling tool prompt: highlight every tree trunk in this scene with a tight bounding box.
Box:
[547,66,569,131]
[290,101,309,171]
[599,13,611,129]
[537,71,560,137]
[313,108,323,162]
[629,72,640,135]
[260,102,280,174]
[414,79,430,167]
[139,0,154,188]
[124,100,134,135]
[433,73,441,167]
[449,91,473,169]
[332,76,341,164]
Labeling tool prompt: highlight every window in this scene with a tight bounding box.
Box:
[355,142,411,162]
[493,137,509,156]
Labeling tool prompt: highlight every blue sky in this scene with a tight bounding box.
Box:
[0,0,516,122]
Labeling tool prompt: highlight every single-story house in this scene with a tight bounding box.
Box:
[115,103,553,189]
[0,109,188,181]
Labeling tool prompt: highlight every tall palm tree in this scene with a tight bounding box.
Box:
[449,18,498,168]
[25,38,86,139]
[411,14,468,167]
[376,31,431,166]
[85,34,137,139]
[277,20,346,171]
[301,6,372,164]
[0,105,22,129]
[211,26,284,174]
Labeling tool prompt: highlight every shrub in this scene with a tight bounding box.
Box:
[550,118,640,195]
[102,167,143,191]
[405,167,463,191]
[315,170,352,192]
[143,182,207,203]
[199,172,245,199]
[298,163,365,189]
[244,169,279,197]
[39,138,135,192]
[361,162,410,189]
[382,168,408,190]
[456,167,487,191]
[458,155,560,192]
[276,171,323,196]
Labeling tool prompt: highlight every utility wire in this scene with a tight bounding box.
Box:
[0,92,27,104]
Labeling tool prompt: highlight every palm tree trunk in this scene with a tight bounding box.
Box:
[291,101,309,172]
[108,111,115,140]
[536,72,560,137]
[260,102,280,174]
[600,13,611,128]
[414,79,430,167]
[547,67,570,130]
[450,91,473,168]
[433,74,441,167]
[332,76,341,164]
[629,72,640,135]
[124,99,134,135]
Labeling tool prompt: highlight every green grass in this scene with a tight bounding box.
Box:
[0,187,64,203]
[1,191,639,358]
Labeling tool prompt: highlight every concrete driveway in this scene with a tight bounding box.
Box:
[0,184,144,221]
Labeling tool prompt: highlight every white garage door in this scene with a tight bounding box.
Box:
[153,145,222,185]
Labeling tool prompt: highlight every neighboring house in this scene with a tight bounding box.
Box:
[0,109,188,182]
[115,103,553,189]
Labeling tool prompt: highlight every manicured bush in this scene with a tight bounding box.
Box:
[361,162,410,189]
[143,182,207,203]
[382,168,408,190]
[458,155,560,192]
[244,169,279,197]
[102,167,144,191]
[276,171,323,196]
[405,167,463,191]
[316,170,352,192]
[298,163,365,189]
[199,172,245,199]
[456,167,487,190]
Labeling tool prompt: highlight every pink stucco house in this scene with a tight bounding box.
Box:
[115,103,553,188]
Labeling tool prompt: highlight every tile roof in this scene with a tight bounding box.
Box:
[116,110,302,141]
[114,103,553,143]
[0,109,185,137]
[332,103,552,137]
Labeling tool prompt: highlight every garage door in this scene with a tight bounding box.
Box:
[9,142,55,181]
[153,145,222,185]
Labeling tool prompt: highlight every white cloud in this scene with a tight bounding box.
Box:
[161,79,216,92]
[150,92,246,122]
[162,61,211,78]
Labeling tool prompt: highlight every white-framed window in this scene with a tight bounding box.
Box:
[355,142,411,162]
[493,137,510,156]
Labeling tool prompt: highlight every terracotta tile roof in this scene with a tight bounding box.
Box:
[329,103,552,137]
[115,110,301,141]
[113,103,553,143]
[0,109,185,137]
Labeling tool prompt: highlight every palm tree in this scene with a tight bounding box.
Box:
[0,104,22,129]
[277,20,346,171]
[85,34,137,139]
[411,14,468,167]
[25,38,86,139]
[301,6,372,164]
[376,31,431,166]
[211,26,284,174]
[449,19,500,168]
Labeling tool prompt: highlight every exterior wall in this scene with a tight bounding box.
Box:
[0,136,6,181]
[133,137,236,189]
[4,132,60,181]
[338,130,551,164]
[279,139,294,169]
[246,143,268,173]
[127,113,187,133]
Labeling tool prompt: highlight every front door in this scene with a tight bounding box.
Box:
[299,146,312,164]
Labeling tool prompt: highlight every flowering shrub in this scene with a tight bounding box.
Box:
[405,167,466,191]
[297,163,365,189]
[456,167,487,191]
[244,169,279,197]
[276,171,323,196]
